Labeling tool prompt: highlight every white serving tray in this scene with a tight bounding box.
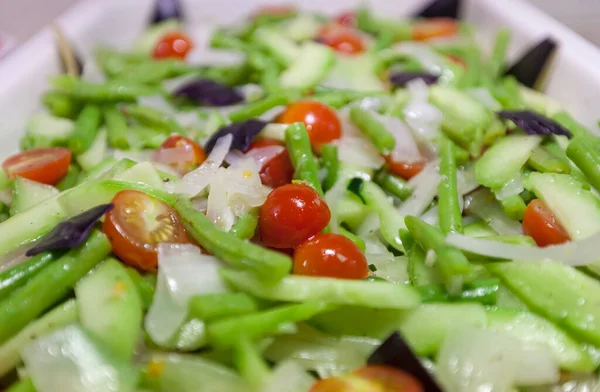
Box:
[0,0,599,159]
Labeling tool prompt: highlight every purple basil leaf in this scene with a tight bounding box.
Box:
[174,79,244,107]
[497,110,571,138]
[368,331,443,392]
[504,38,557,88]
[26,204,114,257]
[151,0,183,24]
[204,119,268,154]
[413,0,461,19]
[389,72,439,88]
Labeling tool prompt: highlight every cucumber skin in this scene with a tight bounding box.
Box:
[280,42,335,90]
[9,177,58,216]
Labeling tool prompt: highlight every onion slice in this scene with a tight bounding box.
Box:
[398,161,441,217]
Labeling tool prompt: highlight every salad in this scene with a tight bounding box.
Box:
[1,0,600,391]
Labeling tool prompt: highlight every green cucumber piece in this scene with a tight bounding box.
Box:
[253,27,300,66]
[281,14,321,41]
[234,337,271,391]
[359,181,405,252]
[476,135,541,189]
[75,259,142,361]
[310,306,406,339]
[114,161,166,191]
[463,221,498,237]
[280,42,335,89]
[325,54,385,92]
[76,129,107,171]
[10,177,59,216]
[76,157,120,184]
[221,269,420,310]
[488,260,600,346]
[487,308,595,372]
[24,112,73,148]
[519,86,562,117]
[527,145,571,174]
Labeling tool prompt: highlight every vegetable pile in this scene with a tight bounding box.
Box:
[2,1,600,391]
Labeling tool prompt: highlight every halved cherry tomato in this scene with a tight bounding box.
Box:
[259,183,331,249]
[276,101,342,153]
[103,190,189,271]
[310,365,423,392]
[246,138,294,188]
[412,18,459,41]
[522,199,570,247]
[252,4,296,18]
[2,147,71,185]
[152,32,193,60]
[335,11,356,27]
[319,25,365,55]
[385,156,427,180]
[155,135,206,175]
[294,233,369,279]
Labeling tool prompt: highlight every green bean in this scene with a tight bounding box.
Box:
[339,227,366,252]
[405,216,472,294]
[173,197,292,282]
[321,144,339,191]
[527,145,570,174]
[125,267,156,311]
[418,278,499,306]
[311,93,348,109]
[285,123,324,195]
[6,378,36,392]
[68,104,102,155]
[0,252,60,301]
[207,301,332,348]
[489,28,511,78]
[438,136,463,234]
[126,126,169,149]
[234,336,271,391]
[491,76,525,110]
[460,46,482,88]
[349,106,396,154]
[553,112,600,148]
[104,106,130,149]
[566,137,600,191]
[229,209,259,240]
[42,91,81,119]
[113,60,193,84]
[123,105,185,135]
[228,92,292,123]
[373,169,412,200]
[94,48,149,77]
[0,231,110,344]
[51,75,159,102]
[56,164,81,191]
[189,293,259,321]
[372,28,396,52]
[498,194,526,221]
[248,52,282,94]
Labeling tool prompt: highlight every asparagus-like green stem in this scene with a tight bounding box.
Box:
[349,106,396,155]
[68,104,102,155]
[285,123,324,195]
[229,209,259,240]
[189,293,258,321]
[438,136,463,234]
[566,136,600,191]
[321,144,339,191]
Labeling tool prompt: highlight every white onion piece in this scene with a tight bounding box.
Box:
[403,79,443,159]
[264,360,315,392]
[259,106,285,121]
[0,188,12,205]
[260,123,288,141]
[398,161,441,217]
[374,112,422,163]
[245,145,285,168]
[153,146,195,165]
[145,243,226,345]
[348,97,387,112]
[138,94,174,113]
[191,197,208,213]
[515,344,560,386]
[187,49,245,66]
[421,205,439,226]
[393,42,457,84]
[457,165,479,195]
[466,189,523,235]
[495,174,525,201]
[171,134,232,196]
[238,84,263,101]
[336,136,385,169]
[338,107,363,138]
[466,87,502,111]
[0,244,30,272]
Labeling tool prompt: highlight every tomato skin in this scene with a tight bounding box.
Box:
[385,156,427,180]
[412,18,459,41]
[334,11,356,27]
[522,199,570,247]
[152,32,193,60]
[102,190,189,271]
[293,233,369,279]
[155,135,206,175]
[247,138,294,188]
[276,101,342,152]
[319,25,365,55]
[2,147,71,185]
[253,4,296,18]
[259,183,331,249]
[310,366,423,392]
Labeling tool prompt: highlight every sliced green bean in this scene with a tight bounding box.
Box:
[553,112,600,148]
[51,75,159,102]
[0,252,60,301]
[321,144,339,191]
[189,293,259,321]
[42,91,81,119]
[234,336,271,391]
[113,60,193,84]
[373,169,412,200]
[229,209,259,240]
[56,164,81,191]
[339,227,366,252]
[124,105,185,135]
[6,378,36,392]
[438,136,463,234]
[349,106,396,154]
[173,197,292,282]
[68,104,102,155]
[104,106,130,149]
[285,123,324,195]
[527,145,570,174]
[228,92,292,123]
[489,28,511,78]
[498,194,526,221]
[0,231,110,343]
[566,137,600,191]
[419,278,499,306]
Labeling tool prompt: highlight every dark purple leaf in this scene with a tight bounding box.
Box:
[174,79,245,107]
[151,0,183,24]
[504,38,557,88]
[204,119,268,154]
[413,0,461,19]
[368,331,443,392]
[26,204,114,257]
[389,72,439,88]
[497,110,571,137]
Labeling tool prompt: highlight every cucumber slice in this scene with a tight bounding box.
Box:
[281,15,321,41]
[488,260,600,346]
[529,172,600,240]
[75,259,143,361]
[135,19,182,54]
[114,161,166,191]
[221,269,420,310]
[359,181,405,252]
[76,129,107,171]
[10,177,59,216]
[234,337,271,390]
[253,27,300,66]
[323,54,385,92]
[487,308,595,372]
[519,86,562,117]
[280,42,336,90]
[476,135,541,189]
[76,157,120,184]
[310,306,406,339]
[24,112,73,148]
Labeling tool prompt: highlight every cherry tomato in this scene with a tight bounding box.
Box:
[412,18,459,41]
[2,147,71,185]
[385,156,427,180]
[276,101,342,152]
[522,199,570,247]
[247,138,294,188]
[103,190,189,271]
[310,366,424,392]
[334,11,356,27]
[293,233,369,279]
[155,135,206,175]
[259,183,331,249]
[152,32,193,60]
[253,4,296,18]
[319,25,365,55]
